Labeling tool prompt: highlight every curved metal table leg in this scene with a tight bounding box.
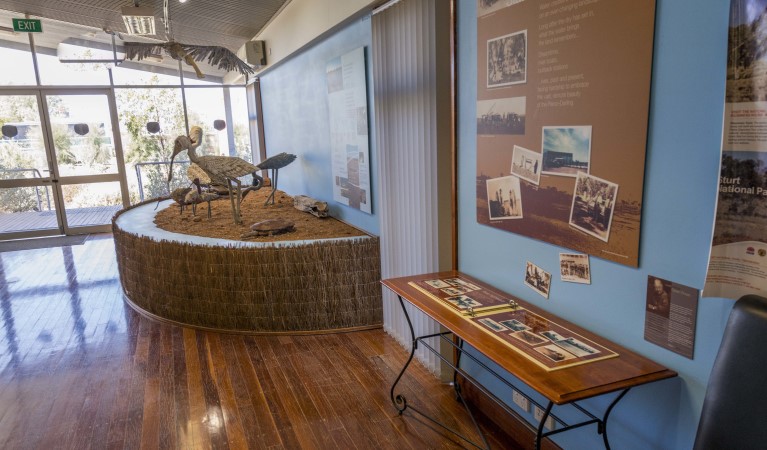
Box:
[390,295,418,413]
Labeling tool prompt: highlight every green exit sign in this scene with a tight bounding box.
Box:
[12,18,42,33]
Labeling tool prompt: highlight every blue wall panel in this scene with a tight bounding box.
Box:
[259,18,380,235]
[457,0,733,448]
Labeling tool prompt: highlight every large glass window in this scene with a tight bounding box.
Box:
[36,50,111,86]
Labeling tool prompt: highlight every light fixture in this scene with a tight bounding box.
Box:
[121,5,156,35]
[179,0,188,3]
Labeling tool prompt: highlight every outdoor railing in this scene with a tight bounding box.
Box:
[134,160,189,202]
[0,168,52,211]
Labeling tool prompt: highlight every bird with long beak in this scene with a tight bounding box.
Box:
[168,126,262,224]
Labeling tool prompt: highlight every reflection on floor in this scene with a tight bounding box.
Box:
[0,234,514,449]
[0,205,120,233]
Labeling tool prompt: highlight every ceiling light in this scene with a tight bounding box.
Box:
[121,5,156,35]
[179,0,188,3]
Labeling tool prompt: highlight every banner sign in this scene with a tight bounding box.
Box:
[704,0,767,299]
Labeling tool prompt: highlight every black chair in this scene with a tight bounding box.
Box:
[694,294,767,449]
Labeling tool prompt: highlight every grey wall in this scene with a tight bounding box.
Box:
[259,17,380,235]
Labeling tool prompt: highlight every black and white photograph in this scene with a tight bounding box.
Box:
[540,330,566,342]
[486,176,523,220]
[510,330,547,346]
[477,97,526,135]
[487,30,527,88]
[442,286,471,296]
[445,295,482,310]
[478,318,509,332]
[511,145,541,186]
[559,253,591,284]
[554,337,600,357]
[444,278,481,291]
[425,279,450,289]
[524,261,551,298]
[499,319,530,332]
[646,276,671,318]
[569,172,619,242]
[541,126,592,177]
[478,0,525,17]
[535,344,576,362]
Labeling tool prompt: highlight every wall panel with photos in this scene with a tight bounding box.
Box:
[476,0,656,267]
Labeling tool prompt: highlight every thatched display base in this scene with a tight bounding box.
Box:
[113,200,382,334]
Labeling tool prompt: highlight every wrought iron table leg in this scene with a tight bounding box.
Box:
[599,388,630,450]
[536,401,554,450]
[390,295,417,413]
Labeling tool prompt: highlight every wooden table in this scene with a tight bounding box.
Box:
[382,271,677,450]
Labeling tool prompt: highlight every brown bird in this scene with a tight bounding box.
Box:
[123,41,254,79]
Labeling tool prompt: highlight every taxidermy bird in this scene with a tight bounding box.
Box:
[168,126,262,224]
[123,41,254,79]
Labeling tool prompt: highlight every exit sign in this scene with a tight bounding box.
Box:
[12,18,42,33]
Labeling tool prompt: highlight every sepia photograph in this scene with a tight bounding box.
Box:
[499,319,530,332]
[554,337,599,357]
[477,97,526,135]
[510,330,547,346]
[646,276,671,318]
[535,344,576,362]
[540,330,566,342]
[541,126,592,177]
[425,279,450,289]
[524,261,551,298]
[487,30,527,88]
[569,172,619,242]
[559,253,591,284]
[445,295,482,310]
[511,145,541,186]
[486,175,523,220]
[444,278,480,291]
[442,286,472,296]
[478,0,525,17]
[478,318,509,332]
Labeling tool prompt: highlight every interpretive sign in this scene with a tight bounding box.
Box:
[410,275,617,371]
[644,276,698,359]
[704,0,767,299]
[326,47,372,214]
[476,0,656,267]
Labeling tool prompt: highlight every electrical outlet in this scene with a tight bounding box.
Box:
[512,390,529,412]
[533,405,555,431]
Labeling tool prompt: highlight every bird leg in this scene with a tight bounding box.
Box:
[265,168,278,205]
[227,179,239,224]
[233,178,243,224]
[207,201,212,219]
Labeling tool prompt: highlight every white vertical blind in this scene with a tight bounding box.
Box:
[372,0,446,375]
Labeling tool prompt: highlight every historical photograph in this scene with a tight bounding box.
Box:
[511,145,541,186]
[646,276,671,318]
[424,279,450,289]
[524,261,551,298]
[486,175,523,220]
[569,172,619,242]
[510,330,546,346]
[477,97,526,135]
[487,30,527,88]
[478,0,525,17]
[444,278,480,291]
[478,318,508,332]
[540,330,565,342]
[541,126,592,177]
[535,344,576,362]
[442,286,471,296]
[559,253,591,284]
[499,319,530,332]
[554,337,599,357]
[445,295,482,310]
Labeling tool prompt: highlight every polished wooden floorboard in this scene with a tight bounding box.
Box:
[0,234,516,449]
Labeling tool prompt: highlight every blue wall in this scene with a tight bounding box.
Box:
[259,17,380,235]
[458,0,734,448]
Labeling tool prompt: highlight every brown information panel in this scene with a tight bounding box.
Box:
[410,276,618,371]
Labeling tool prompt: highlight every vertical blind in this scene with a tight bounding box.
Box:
[372,0,446,375]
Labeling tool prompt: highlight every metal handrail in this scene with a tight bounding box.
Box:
[0,168,52,211]
[134,160,189,201]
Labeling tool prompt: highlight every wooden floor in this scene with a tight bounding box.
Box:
[0,205,120,233]
[0,234,515,449]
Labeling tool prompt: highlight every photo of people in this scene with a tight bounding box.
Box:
[442,286,471,296]
[541,126,592,177]
[478,0,525,17]
[486,176,523,220]
[554,337,599,357]
[559,253,591,284]
[425,279,450,289]
[646,276,671,318]
[535,344,576,362]
[510,330,547,345]
[477,97,526,135]
[487,30,527,88]
[569,172,619,242]
[524,261,551,298]
[511,145,541,186]
[444,278,480,291]
[540,330,565,342]
[499,319,530,332]
[445,295,482,310]
[478,318,508,332]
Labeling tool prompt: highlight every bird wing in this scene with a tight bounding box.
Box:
[181,44,255,77]
[123,42,166,61]
[198,155,258,179]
